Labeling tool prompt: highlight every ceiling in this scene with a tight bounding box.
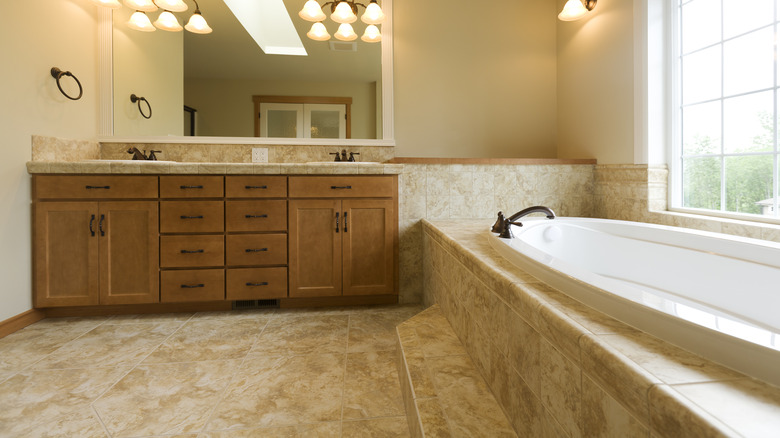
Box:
[182,0,381,83]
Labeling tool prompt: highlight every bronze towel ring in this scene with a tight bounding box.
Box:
[50,67,83,101]
[130,94,153,119]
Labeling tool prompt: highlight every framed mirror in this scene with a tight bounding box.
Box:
[98,0,393,145]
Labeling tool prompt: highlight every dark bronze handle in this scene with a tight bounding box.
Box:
[180,215,204,219]
[330,186,352,189]
[335,212,340,233]
[85,185,111,189]
[344,211,348,232]
[180,284,205,288]
[180,185,204,189]
[180,249,204,254]
[89,214,95,237]
[245,214,268,218]
[245,282,269,287]
[245,248,268,252]
[98,214,105,236]
[245,185,268,189]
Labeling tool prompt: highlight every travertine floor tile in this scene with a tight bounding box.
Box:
[0,323,99,374]
[246,314,348,357]
[93,360,239,437]
[343,351,405,419]
[342,416,411,437]
[106,312,194,324]
[349,306,421,353]
[200,422,341,437]
[206,354,345,430]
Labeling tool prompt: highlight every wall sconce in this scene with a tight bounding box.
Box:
[558,0,597,21]
[299,0,384,43]
[91,0,212,34]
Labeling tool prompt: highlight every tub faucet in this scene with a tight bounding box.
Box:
[491,206,556,239]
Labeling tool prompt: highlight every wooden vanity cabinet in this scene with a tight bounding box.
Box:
[33,176,159,307]
[288,176,397,298]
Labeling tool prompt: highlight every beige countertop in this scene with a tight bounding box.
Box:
[26,161,404,175]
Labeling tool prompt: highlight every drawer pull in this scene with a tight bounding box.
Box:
[245,214,268,219]
[330,185,352,189]
[180,185,204,189]
[335,212,340,233]
[85,185,111,189]
[181,283,205,288]
[245,248,268,253]
[246,282,269,287]
[98,214,105,236]
[180,249,205,254]
[344,211,348,232]
[245,185,268,189]
[89,214,96,237]
[180,215,204,219]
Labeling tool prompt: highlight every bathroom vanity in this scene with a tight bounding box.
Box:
[29,163,400,310]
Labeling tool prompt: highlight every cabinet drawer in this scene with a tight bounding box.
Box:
[160,235,224,268]
[34,176,158,199]
[161,269,224,302]
[226,267,287,300]
[226,234,287,266]
[225,200,287,232]
[288,176,394,198]
[226,176,287,198]
[160,176,223,198]
[160,201,224,233]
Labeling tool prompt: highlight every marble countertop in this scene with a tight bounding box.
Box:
[26,161,404,175]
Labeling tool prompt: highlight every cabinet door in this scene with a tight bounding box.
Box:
[342,199,395,296]
[98,202,159,305]
[288,199,342,297]
[34,202,100,307]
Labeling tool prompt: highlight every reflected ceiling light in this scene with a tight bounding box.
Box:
[299,0,384,43]
[558,0,597,21]
[127,11,156,31]
[91,0,212,34]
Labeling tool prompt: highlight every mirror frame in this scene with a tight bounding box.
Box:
[96,0,394,146]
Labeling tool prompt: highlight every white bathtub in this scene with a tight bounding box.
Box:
[487,217,780,386]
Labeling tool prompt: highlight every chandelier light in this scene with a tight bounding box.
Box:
[558,0,597,21]
[298,0,384,43]
[91,0,212,34]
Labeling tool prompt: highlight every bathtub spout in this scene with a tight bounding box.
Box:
[492,206,556,238]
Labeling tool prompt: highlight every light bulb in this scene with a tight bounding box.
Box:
[90,0,122,9]
[334,23,357,41]
[185,12,212,34]
[360,24,381,42]
[299,0,326,22]
[331,1,357,24]
[154,10,183,31]
[123,0,157,12]
[128,11,156,32]
[558,0,589,21]
[360,0,385,25]
[154,0,188,13]
[307,22,331,41]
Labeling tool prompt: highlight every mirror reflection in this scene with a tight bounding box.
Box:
[112,0,383,139]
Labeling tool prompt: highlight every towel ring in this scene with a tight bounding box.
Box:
[50,67,83,101]
[130,94,152,119]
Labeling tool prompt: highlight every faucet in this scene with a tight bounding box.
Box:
[491,206,556,239]
[127,147,162,161]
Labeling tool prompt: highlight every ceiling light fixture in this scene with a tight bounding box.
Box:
[299,0,384,43]
[558,0,597,21]
[92,0,212,34]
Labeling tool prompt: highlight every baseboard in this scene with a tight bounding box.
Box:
[42,301,233,318]
[0,308,46,339]
[280,294,398,308]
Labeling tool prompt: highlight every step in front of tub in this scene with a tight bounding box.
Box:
[396,305,517,438]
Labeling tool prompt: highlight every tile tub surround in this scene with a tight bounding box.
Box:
[396,304,517,437]
[0,304,420,437]
[422,219,780,438]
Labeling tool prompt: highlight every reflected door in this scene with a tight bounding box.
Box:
[255,96,352,139]
[305,104,346,139]
[260,103,305,138]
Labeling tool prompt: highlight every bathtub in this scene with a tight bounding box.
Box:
[487,217,780,386]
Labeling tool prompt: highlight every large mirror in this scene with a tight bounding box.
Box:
[105,0,393,143]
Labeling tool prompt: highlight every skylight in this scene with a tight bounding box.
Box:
[222,0,307,56]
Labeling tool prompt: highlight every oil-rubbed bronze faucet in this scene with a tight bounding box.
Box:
[127,147,162,161]
[491,206,556,239]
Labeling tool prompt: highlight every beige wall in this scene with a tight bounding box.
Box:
[183,79,377,139]
[556,0,636,164]
[0,0,100,321]
[113,7,184,137]
[393,0,558,158]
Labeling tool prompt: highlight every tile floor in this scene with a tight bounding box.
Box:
[0,304,421,437]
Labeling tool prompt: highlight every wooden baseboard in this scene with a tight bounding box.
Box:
[0,308,47,339]
[42,301,233,318]
[280,294,398,308]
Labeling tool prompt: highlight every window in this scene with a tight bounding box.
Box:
[674,0,779,219]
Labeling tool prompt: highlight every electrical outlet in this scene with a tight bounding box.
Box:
[252,148,268,163]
